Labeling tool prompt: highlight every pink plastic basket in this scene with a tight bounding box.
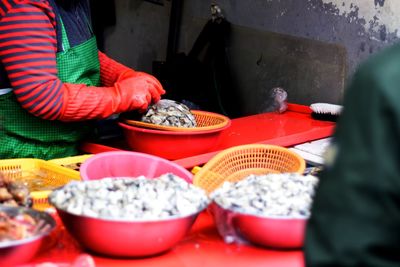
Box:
[79,151,193,183]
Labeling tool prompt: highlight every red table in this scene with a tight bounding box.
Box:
[27,211,305,267]
[80,104,335,169]
[27,104,332,266]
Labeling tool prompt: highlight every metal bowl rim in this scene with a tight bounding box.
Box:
[212,201,309,220]
[50,199,210,223]
[0,231,49,248]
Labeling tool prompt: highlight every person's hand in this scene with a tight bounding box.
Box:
[115,74,165,112]
[59,72,165,121]
[129,72,165,103]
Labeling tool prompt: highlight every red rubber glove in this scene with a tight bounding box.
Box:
[58,75,165,121]
[98,51,165,105]
[119,72,164,101]
[114,74,165,112]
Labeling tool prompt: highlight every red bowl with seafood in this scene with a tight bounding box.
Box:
[208,173,316,249]
[0,206,56,267]
[49,174,209,257]
[118,115,231,160]
[210,202,306,249]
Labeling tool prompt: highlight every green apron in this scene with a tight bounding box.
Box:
[0,18,100,160]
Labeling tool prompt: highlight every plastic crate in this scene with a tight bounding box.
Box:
[0,158,80,210]
[48,154,93,173]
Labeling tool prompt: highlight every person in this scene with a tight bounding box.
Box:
[0,0,165,160]
[304,42,400,266]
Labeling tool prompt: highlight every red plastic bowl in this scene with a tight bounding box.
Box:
[80,151,193,183]
[210,202,307,249]
[118,120,231,160]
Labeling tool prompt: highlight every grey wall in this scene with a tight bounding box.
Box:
[103,0,399,115]
[178,0,400,114]
[179,0,399,75]
[102,0,171,73]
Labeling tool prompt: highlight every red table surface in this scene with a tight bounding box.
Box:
[23,104,326,267]
[80,104,335,169]
[26,211,305,267]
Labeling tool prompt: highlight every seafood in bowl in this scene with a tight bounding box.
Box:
[141,99,197,128]
[0,171,32,207]
[49,173,210,257]
[50,173,209,220]
[0,206,56,267]
[210,173,318,248]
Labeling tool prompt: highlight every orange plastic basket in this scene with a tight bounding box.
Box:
[193,144,306,194]
[123,110,231,132]
[0,158,80,211]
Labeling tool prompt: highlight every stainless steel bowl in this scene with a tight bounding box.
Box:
[0,206,56,267]
[210,202,307,249]
[53,206,204,258]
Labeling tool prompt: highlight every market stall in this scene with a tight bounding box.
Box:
[81,103,335,169]
[2,0,397,265]
[0,102,333,267]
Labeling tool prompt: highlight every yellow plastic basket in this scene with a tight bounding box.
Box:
[0,158,80,211]
[48,154,93,173]
[123,110,231,132]
[193,144,306,194]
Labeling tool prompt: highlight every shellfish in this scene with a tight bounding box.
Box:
[211,173,319,218]
[49,173,209,220]
[141,99,197,127]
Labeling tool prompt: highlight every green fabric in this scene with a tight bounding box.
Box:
[0,17,100,160]
[57,19,100,87]
[305,43,400,267]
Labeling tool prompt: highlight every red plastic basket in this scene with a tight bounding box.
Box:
[123,110,230,132]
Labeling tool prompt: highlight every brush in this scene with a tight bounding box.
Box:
[310,103,343,122]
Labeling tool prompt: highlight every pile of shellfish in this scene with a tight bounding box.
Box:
[211,173,319,218]
[141,99,197,128]
[0,172,32,207]
[49,173,209,220]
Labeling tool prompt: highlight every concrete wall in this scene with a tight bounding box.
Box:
[179,0,400,75]
[101,0,171,73]
[102,0,400,115]
[176,0,400,114]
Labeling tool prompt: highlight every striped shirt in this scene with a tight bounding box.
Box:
[0,0,129,120]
